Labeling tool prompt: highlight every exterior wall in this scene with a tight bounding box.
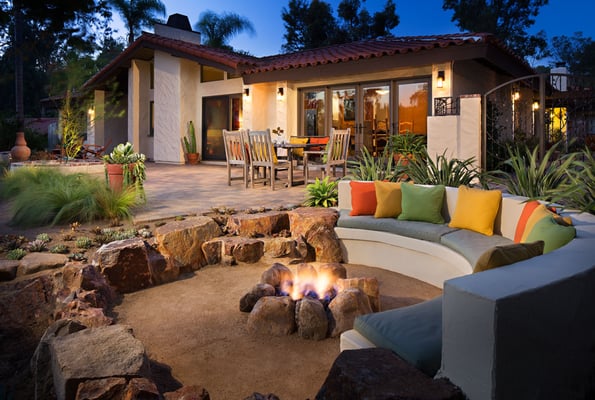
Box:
[128,60,153,159]
[427,95,482,169]
[453,60,501,99]
[154,50,184,163]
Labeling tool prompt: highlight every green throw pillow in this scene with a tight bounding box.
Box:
[524,214,576,254]
[474,241,545,273]
[398,184,445,224]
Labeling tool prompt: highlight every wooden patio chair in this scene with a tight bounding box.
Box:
[304,128,350,183]
[222,129,250,188]
[246,129,289,190]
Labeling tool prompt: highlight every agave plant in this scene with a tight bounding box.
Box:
[490,143,575,200]
[347,147,400,182]
[405,149,481,187]
[303,177,338,207]
[547,146,595,214]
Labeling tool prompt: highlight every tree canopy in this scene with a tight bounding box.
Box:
[195,10,255,51]
[107,0,166,44]
[442,0,549,59]
[282,0,399,53]
[550,32,595,76]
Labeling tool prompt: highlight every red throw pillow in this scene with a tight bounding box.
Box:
[349,181,377,216]
[514,200,540,243]
[309,136,329,151]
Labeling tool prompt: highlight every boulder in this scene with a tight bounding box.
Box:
[305,224,343,263]
[220,237,264,264]
[260,263,293,290]
[336,277,380,312]
[95,238,152,294]
[202,240,222,265]
[225,211,290,237]
[316,348,464,400]
[122,377,160,399]
[247,296,296,336]
[17,252,69,277]
[155,216,222,271]
[0,259,19,281]
[264,237,297,258]
[239,283,276,312]
[75,377,127,400]
[295,297,328,340]
[327,288,372,337]
[147,245,180,285]
[287,207,339,238]
[49,324,150,400]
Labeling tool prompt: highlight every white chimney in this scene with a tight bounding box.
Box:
[154,14,201,45]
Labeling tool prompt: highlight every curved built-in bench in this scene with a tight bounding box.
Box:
[334,180,595,400]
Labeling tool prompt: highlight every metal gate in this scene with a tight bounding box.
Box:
[482,73,595,170]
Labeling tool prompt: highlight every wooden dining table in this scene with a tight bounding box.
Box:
[274,141,318,187]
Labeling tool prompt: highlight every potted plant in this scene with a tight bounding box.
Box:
[183,121,200,165]
[388,133,427,166]
[103,142,146,201]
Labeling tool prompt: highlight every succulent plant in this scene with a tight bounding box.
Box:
[50,244,69,254]
[36,233,51,243]
[68,252,87,262]
[7,248,27,260]
[27,239,47,252]
[75,236,93,249]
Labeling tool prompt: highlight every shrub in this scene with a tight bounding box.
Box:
[27,239,47,252]
[347,147,399,182]
[75,236,93,249]
[548,146,595,214]
[36,233,51,243]
[303,177,338,207]
[50,244,69,254]
[1,167,139,227]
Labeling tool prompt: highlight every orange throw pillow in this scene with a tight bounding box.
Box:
[349,181,377,216]
[309,136,329,151]
[514,200,541,242]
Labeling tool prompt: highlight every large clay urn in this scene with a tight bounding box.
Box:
[105,163,127,192]
[10,131,31,161]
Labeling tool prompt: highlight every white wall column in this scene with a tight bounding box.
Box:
[128,60,141,152]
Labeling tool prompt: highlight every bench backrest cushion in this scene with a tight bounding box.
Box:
[398,184,446,224]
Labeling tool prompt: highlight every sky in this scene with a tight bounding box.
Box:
[111,0,595,58]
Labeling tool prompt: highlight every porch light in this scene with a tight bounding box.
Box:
[244,88,250,97]
[532,101,540,111]
[512,88,520,101]
[436,70,445,88]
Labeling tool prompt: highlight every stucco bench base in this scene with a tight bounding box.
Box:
[315,347,464,400]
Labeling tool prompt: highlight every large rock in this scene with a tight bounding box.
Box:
[202,239,222,265]
[17,252,69,277]
[50,324,150,400]
[74,377,127,399]
[264,237,297,258]
[316,348,464,400]
[155,216,222,271]
[260,263,293,291]
[287,207,339,238]
[336,277,380,312]
[95,238,152,294]
[220,237,264,263]
[327,288,372,338]
[147,245,180,285]
[247,296,296,336]
[0,259,19,281]
[225,211,290,237]
[295,297,328,340]
[305,224,343,263]
[239,283,276,312]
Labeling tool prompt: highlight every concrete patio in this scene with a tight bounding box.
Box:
[132,162,310,223]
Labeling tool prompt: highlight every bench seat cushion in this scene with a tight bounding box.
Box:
[338,210,458,243]
[354,296,443,376]
[440,229,513,267]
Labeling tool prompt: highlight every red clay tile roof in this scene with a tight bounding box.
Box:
[246,33,523,74]
[85,32,528,87]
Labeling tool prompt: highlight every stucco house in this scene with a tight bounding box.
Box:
[84,14,534,166]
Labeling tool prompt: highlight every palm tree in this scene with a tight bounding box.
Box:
[194,10,255,51]
[108,0,166,44]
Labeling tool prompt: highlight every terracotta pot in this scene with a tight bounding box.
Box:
[186,153,200,165]
[10,131,31,162]
[105,163,131,192]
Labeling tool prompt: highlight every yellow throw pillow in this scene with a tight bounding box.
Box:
[289,136,309,158]
[474,241,545,273]
[448,185,502,236]
[374,181,403,218]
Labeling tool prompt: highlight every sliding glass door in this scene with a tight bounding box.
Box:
[202,95,242,161]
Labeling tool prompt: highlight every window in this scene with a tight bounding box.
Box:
[303,89,326,136]
[397,82,429,134]
[149,101,154,136]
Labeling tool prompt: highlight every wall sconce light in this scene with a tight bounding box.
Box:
[436,70,445,88]
[244,88,250,97]
[277,87,284,99]
[512,87,520,101]
[532,101,540,111]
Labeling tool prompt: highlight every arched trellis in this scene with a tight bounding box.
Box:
[482,73,594,170]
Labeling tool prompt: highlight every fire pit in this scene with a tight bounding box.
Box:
[240,262,379,340]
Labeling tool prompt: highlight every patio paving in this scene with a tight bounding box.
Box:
[133,162,310,223]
